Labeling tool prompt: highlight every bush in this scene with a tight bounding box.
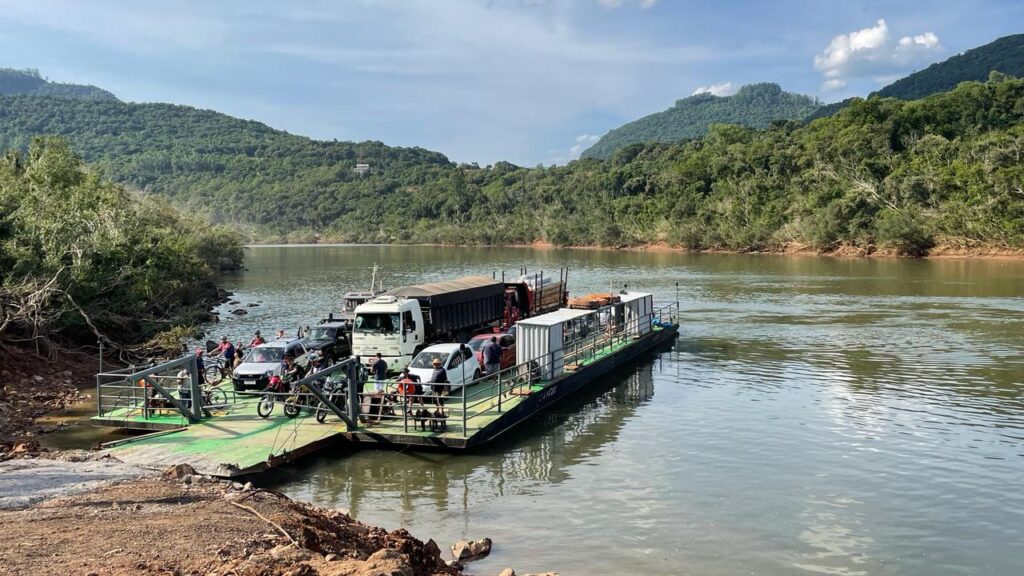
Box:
[875,206,935,256]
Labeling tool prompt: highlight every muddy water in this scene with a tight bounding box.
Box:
[52,246,1024,575]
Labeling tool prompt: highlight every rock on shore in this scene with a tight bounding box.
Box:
[0,457,460,576]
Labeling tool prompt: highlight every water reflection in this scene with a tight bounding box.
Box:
[267,360,660,520]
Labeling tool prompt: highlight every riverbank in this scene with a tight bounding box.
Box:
[0,454,463,576]
[0,347,94,454]
[242,239,1024,260]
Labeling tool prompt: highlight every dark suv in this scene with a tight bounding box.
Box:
[304,322,351,363]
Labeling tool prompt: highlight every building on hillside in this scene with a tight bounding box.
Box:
[354,163,370,175]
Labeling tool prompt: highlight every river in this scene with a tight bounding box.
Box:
[52,245,1024,575]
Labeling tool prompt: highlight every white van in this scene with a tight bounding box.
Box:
[407,343,481,392]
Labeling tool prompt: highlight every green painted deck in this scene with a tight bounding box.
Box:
[91,380,238,430]
[107,406,346,477]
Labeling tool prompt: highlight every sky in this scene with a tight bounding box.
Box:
[0,0,1021,166]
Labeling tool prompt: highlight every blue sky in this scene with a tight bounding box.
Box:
[0,0,1020,166]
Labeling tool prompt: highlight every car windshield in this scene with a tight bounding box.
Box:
[410,351,449,369]
[354,313,400,334]
[467,339,486,351]
[245,347,283,363]
[307,327,335,340]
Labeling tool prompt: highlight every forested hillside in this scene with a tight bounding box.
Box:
[581,83,820,159]
[324,76,1024,255]
[807,34,1024,121]
[1,75,1022,256]
[0,68,118,101]
[0,95,452,235]
[877,34,1024,100]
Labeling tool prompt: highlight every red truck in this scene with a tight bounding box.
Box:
[501,271,568,329]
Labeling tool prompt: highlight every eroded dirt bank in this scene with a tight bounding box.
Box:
[0,348,93,452]
[0,456,462,576]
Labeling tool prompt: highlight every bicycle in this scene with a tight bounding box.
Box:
[204,356,231,384]
[201,384,228,409]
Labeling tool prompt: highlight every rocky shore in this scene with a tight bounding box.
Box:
[0,453,556,576]
[0,350,558,576]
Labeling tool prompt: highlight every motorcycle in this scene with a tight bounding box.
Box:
[315,377,348,423]
[256,373,286,418]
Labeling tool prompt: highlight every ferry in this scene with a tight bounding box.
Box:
[95,288,679,475]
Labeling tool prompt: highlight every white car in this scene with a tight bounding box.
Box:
[407,343,482,392]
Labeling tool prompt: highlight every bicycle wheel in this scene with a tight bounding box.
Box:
[205,364,222,383]
[256,396,274,418]
[207,389,227,407]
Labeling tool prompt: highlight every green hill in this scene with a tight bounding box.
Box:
[0,94,452,236]
[877,34,1024,100]
[0,72,1021,255]
[808,33,1024,121]
[581,83,820,159]
[0,68,118,101]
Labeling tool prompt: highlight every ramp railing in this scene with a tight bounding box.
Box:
[96,355,212,424]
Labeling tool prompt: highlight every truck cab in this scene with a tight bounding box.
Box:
[351,295,424,372]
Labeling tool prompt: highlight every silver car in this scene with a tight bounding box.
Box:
[231,338,309,391]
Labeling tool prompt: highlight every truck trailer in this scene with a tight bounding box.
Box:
[351,276,506,371]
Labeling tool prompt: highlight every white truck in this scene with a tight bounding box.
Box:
[351,276,507,372]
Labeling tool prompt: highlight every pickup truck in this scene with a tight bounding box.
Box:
[303,322,351,363]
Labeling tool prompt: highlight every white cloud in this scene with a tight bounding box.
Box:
[814,19,942,91]
[598,0,658,8]
[569,134,600,159]
[822,78,847,91]
[692,81,737,96]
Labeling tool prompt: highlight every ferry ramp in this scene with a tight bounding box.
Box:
[106,403,347,477]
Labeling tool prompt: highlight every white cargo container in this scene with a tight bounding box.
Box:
[516,308,595,380]
[619,292,653,337]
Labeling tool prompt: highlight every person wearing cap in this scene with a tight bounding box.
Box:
[210,336,235,380]
[249,330,265,347]
[307,352,322,374]
[427,357,448,407]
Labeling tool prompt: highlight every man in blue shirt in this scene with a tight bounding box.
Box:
[482,336,503,376]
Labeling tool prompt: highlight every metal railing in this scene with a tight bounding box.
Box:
[96,355,208,423]
[330,301,679,436]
